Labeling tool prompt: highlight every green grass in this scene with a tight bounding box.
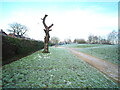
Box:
[69,44,118,64]
[2,47,118,88]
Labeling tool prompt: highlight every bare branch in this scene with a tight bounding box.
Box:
[21,29,27,36]
[42,14,48,29]
[48,24,54,29]
[44,29,47,33]
[49,29,52,31]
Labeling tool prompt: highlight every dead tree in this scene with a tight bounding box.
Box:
[41,14,54,53]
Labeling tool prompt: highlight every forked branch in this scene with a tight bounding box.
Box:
[42,14,54,30]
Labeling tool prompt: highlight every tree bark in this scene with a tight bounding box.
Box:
[42,14,53,53]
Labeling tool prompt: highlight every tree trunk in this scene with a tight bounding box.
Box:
[43,34,49,53]
[41,14,53,53]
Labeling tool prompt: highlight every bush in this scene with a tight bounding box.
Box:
[2,36,44,65]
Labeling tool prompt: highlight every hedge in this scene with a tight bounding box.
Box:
[2,36,44,65]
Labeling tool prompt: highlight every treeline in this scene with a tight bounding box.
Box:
[88,30,118,44]
[2,36,44,65]
[87,35,109,44]
[73,30,118,44]
[50,30,118,45]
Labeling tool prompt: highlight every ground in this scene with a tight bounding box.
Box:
[2,44,119,88]
[61,46,119,83]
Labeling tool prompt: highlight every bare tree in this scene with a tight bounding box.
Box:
[41,14,54,53]
[50,37,59,45]
[88,35,94,44]
[107,30,118,44]
[93,36,99,44]
[7,22,28,38]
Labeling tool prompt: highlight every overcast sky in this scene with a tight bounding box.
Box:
[0,0,118,41]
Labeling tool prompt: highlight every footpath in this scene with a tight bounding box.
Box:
[58,46,119,84]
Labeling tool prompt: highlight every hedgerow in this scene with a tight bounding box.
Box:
[2,36,44,65]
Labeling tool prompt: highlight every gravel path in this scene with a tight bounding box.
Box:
[58,46,119,84]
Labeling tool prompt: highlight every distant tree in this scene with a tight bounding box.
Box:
[50,37,60,45]
[93,36,99,44]
[7,22,28,38]
[98,36,102,44]
[88,35,94,44]
[74,39,86,44]
[73,39,77,43]
[107,30,118,44]
[100,38,109,44]
[64,39,72,44]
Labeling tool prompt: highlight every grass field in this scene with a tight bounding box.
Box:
[2,47,118,88]
[63,44,118,64]
[62,44,103,48]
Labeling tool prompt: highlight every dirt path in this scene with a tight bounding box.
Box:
[57,46,119,83]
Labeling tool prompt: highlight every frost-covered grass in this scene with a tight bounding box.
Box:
[67,44,118,64]
[2,47,118,88]
[62,44,103,48]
